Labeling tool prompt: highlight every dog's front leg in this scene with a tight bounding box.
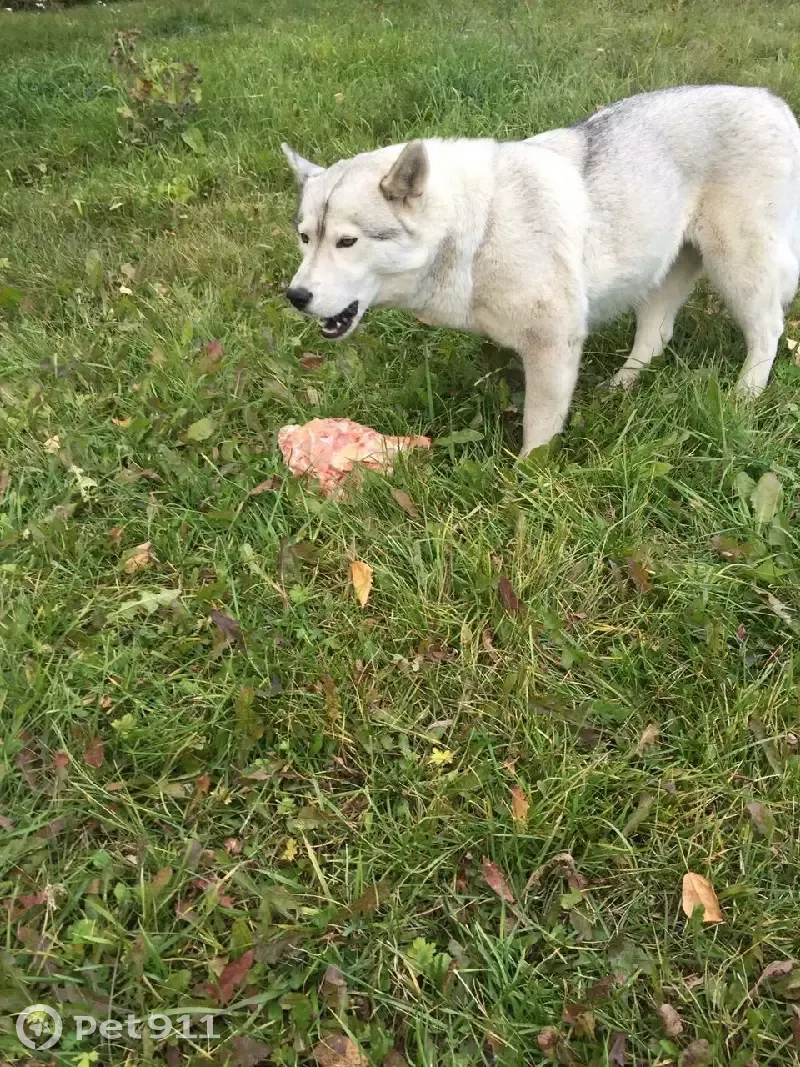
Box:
[517,333,583,456]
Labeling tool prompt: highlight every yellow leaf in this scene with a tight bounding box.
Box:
[429,748,453,767]
[44,435,61,454]
[123,541,154,574]
[350,560,373,607]
[636,722,660,755]
[681,872,724,924]
[112,417,132,428]
[282,838,297,861]
[510,784,529,824]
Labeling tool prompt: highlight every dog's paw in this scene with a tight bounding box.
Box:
[599,369,640,391]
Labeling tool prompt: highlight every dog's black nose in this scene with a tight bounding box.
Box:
[286,286,312,311]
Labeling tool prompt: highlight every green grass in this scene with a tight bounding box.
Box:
[1,0,800,1064]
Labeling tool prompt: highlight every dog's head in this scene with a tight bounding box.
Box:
[281,141,431,339]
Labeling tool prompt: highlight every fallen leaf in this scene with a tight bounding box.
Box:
[510,785,529,825]
[350,560,373,607]
[636,722,660,755]
[762,591,798,632]
[3,891,46,921]
[210,609,244,649]
[299,352,324,370]
[320,964,349,1011]
[249,476,281,495]
[622,793,654,836]
[787,337,799,351]
[0,815,13,831]
[340,880,391,918]
[83,736,104,769]
[188,773,211,816]
[44,435,61,454]
[750,472,782,524]
[609,1031,628,1066]
[186,416,216,443]
[791,1005,800,1047]
[213,950,254,1006]
[312,1033,368,1067]
[658,1003,684,1037]
[390,487,420,518]
[679,1039,710,1067]
[626,556,651,593]
[563,1003,595,1038]
[229,1035,272,1067]
[753,959,794,992]
[223,837,242,856]
[123,541,154,574]
[712,534,753,562]
[151,867,173,891]
[111,416,132,428]
[382,1053,407,1067]
[749,718,785,775]
[0,470,9,497]
[536,1027,560,1054]
[497,575,523,616]
[746,801,775,837]
[682,872,724,924]
[481,856,514,903]
[52,750,70,777]
[282,838,298,862]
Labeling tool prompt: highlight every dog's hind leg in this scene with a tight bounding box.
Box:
[695,199,798,397]
[606,245,703,390]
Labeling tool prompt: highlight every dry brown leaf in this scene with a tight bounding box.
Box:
[249,476,281,495]
[636,722,660,755]
[536,1027,560,1054]
[746,801,775,837]
[83,736,104,769]
[481,856,514,903]
[609,1031,628,1066]
[350,560,373,607]
[682,872,724,924]
[390,487,420,518]
[510,785,529,825]
[299,352,324,370]
[229,1035,272,1067]
[626,556,651,593]
[0,470,9,498]
[123,541,154,574]
[312,1034,367,1067]
[753,959,794,992]
[497,574,523,616]
[679,1039,710,1067]
[382,1053,408,1067]
[658,1003,684,1037]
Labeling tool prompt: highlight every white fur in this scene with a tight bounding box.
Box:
[283,86,800,454]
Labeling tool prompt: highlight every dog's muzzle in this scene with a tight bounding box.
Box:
[321,300,359,339]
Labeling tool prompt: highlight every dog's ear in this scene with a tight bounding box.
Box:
[380,140,428,203]
[281,143,324,186]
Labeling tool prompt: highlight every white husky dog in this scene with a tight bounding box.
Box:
[282,86,800,454]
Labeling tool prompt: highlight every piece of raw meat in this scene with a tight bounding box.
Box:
[278,418,430,497]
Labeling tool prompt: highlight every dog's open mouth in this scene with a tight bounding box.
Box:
[321,300,359,339]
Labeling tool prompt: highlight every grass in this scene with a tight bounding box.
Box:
[1,0,800,1064]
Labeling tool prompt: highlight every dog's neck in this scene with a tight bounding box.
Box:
[386,146,495,330]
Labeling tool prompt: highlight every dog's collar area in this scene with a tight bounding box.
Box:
[321,300,359,338]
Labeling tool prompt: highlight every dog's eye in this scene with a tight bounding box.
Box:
[299,232,309,244]
[336,237,358,248]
